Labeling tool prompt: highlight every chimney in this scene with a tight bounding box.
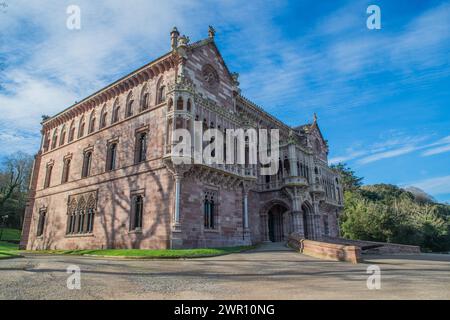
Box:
[170,27,179,50]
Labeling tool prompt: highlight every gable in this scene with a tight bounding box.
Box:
[184,41,236,109]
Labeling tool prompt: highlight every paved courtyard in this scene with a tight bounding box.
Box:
[1,243,449,299]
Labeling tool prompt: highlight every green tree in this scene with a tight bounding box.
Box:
[330,162,363,192]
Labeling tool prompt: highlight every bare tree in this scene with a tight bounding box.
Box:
[0,152,33,212]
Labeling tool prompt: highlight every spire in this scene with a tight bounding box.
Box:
[208,25,216,39]
[170,27,180,50]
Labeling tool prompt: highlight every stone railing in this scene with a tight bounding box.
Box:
[288,232,361,264]
[323,237,421,254]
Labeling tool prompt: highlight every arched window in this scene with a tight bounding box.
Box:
[67,198,77,234]
[112,99,120,124]
[167,98,173,111]
[177,97,184,110]
[204,192,216,229]
[36,209,46,237]
[68,121,75,142]
[59,125,66,146]
[135,132,147,163]
[76,197,86,234]
[61,158,71,183]
[106,142,117,171]
[140,84,150,111]
[78,116,85,138]
[86,195,96,233]
[88,111,96,134]
[130,195,143,230]
[43,132,50,152]
[44,164,53,189]
[158,85,166,104]
[187,99,192,112]
[99,106,108,129]
[81,151,92,178]
[51,130,58,149]
[284,158,290,176]
[126,92,134,118]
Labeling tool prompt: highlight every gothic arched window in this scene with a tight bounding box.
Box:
[68,121,75,142]
[78,116,85,138]
[88,111,96,134]
[59,125,66,146]
[81,150,92,178]
[61,158,71,183]
[130,195,143,231]
[51,130,58,149]
[126,92,134,118]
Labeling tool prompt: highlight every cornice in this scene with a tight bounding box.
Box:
[42,52,179,132]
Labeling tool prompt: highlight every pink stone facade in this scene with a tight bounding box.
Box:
[20,27,343,250]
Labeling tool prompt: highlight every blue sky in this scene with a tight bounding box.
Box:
[0,0,449,202]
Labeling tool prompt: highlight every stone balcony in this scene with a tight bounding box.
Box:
[283,176,309,188]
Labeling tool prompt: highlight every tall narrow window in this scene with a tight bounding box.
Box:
[36,209,46,236]
[43,133,50,152]
[67,199,77,234]
[158,85,166,104]
[61,159,71,183]
[130,195,143,231]
[78,116,85,138]
[204,191,216,229]
[44,164,53,188]
[68,121,75,142]
[81,151,92,178]
[86,195,96,233]
[59,126,66,146]
[142,93,149,111]
[177,97,184,110]
[51,130,58,149]
[187,99,192,112]
[100,107,108,129]
[135,132,147,163]
[88,112,96,134]
[106,142,117,171]
[126,92,134,118]
[112,105,120,123]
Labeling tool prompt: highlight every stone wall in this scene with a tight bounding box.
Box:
[288,232,361,264]
[323,237,421,254]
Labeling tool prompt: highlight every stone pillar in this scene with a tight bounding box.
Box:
[312,201,322,240]
[174,175,181,225]
[243,193,249,229]
[288,144,298,177]
[242,181,254,244]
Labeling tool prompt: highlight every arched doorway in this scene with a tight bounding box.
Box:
[267,204,288,242]
[301,202,312,239]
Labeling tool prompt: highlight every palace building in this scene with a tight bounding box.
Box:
[20,27,343,250]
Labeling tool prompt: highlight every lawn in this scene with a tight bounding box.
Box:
[0,240,21,260]
[25,245,256,259]
[0,228,21,241]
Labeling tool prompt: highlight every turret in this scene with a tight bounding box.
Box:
[170,26,180,50]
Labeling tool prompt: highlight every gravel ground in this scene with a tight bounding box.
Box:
[1,243,449,300]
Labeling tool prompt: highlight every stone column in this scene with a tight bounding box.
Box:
[242,180,254,244]
[285,186,305,238]
[243,193,249,229]
[288,144,298,177]
[312,201,322,240]
[174,175,182,226]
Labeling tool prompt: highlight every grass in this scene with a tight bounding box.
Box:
[24,245,256,259]
[0,228,21,242]
[0,240,21,260]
